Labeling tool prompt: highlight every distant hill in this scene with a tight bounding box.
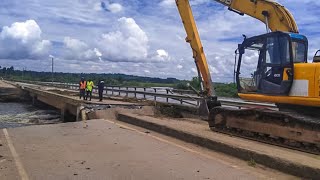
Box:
[0,66,179,85]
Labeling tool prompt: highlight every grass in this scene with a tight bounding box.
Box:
[120,81,175,88]
[247,158,256,167]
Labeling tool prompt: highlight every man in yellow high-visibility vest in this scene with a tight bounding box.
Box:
[85,79,94,101]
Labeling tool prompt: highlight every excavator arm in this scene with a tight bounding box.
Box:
[176,0,298,98]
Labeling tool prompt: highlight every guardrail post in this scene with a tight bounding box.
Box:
[112,87,114,95]
[143,88,146,99]
[134,87,137,98]
[105,87,107,95]
[154,88,157,102]
[118,87,121,96]
[126,87,128,97]
[180,91,183,104]
[166,89,169,103]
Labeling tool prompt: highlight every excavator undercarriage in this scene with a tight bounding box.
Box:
[208,106,320,154]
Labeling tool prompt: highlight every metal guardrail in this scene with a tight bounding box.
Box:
[10,80,276,109]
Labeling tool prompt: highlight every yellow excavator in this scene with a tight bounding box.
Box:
[176,0,320,154]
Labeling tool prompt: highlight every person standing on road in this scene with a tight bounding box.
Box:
[79,77,86,100]
[98,80,105,102]
[85,79,94,101]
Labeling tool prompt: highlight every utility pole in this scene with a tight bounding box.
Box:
[51,57,54,84]
[22,67,24,80]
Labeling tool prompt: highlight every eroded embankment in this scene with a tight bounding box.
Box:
[0,80,29,102]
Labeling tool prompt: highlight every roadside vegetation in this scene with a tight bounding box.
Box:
[0,66,238,97]
[175,77,238,98]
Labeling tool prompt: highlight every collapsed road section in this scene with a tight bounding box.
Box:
[2,80,320,179]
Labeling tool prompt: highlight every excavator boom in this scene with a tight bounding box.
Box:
[176,0,215,97]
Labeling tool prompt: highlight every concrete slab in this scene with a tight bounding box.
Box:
[0,131,20,180]
[17,82,136,106]
[0,120,295,180]
[0,81,16,88]
[117,113,320,179]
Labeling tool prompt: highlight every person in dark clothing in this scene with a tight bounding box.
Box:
[98,80,105,101]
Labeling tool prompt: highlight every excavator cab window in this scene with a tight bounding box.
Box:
[236,32,306,95]
[292,41,306,63]
[289,33,308,63]
[236,40,264,93]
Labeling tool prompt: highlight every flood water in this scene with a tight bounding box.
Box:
[0,102,61,129]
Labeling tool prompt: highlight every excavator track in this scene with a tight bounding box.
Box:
[208,107,320,155]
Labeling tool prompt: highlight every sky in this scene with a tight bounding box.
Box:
[0,0,319,82]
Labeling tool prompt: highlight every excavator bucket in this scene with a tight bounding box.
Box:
[199,99,210,117]
[199,97,221,117]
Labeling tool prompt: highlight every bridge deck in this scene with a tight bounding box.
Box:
[0,119,295,180]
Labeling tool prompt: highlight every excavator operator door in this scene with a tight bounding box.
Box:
[236,32,306,95]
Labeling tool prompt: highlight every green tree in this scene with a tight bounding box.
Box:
[190,76,201,90]
[175,82,189,90]
[215,83,238,97]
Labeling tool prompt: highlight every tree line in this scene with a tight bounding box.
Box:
[0,66,238,97]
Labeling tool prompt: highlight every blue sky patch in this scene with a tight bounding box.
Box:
[0,0,319,82]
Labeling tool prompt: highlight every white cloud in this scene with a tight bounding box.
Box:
[63,37,101,61]
[97,17,149,62]
[1,0,319,82]
[209,65,219,74]
[160,0,210,7]
[0,20,51,59]
[160,0,175,7]
[95,17,172,63]
[107,3,123,13]
[100,1,123,13]
[93,2,102,11]
[156,49,169,58]
[150,49,171,61]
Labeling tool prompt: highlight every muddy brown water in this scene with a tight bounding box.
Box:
[0,102,61,129]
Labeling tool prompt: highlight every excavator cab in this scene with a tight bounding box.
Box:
[236,31,308,95]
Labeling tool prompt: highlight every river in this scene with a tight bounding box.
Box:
[0,102,61,129]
